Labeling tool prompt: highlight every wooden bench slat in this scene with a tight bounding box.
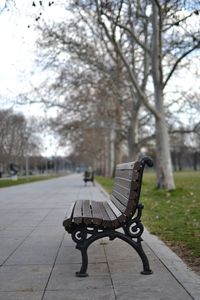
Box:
[110,195,127,214]
[110,192,134,217]
[73,200,83,224]
[102,202,120,228]
[114,177,131,189]
[107,199,126,225]
[98,202,113,227]
[116,162,135,169]
[115,182,139,197]
[115,169,133,179]
[63,202,76,227]
[112,188,129,203]
[110,193,128,213]
[106,199,122,217]
[115,170,140,181]
[113,183,130,199]
[82,200,93,225]
[90,201,104,225]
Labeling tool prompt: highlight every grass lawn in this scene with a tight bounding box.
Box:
[0,174,63,188]
[95,171,200,274]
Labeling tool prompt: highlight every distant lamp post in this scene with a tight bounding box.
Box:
[45,147,49,173]
[24,134,29,176]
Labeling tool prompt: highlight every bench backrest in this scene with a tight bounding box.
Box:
[110,157,153,218]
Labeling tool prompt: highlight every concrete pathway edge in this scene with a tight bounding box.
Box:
[143,228,200,300]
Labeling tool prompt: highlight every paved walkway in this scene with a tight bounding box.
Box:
[0,174,199,300]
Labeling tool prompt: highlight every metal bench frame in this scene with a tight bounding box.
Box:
[63,157,153,277]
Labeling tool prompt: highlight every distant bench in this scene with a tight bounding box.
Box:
[83,170,94,186]
[63,157,153,277]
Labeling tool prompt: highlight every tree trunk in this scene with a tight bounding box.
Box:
[128,107,139,161]
[155,115,175,189]
[193,151,198,171]
[110,128,115,177]
[152,1,175,189]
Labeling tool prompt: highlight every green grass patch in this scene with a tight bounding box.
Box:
[95,171,200,260]
[0,174,63,188]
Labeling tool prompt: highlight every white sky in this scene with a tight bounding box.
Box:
[0,0,69,156]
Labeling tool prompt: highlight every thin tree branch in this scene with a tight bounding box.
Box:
[113,21,151,55]
[163,42,200,89]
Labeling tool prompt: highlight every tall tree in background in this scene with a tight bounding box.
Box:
[81,0,199,189]
[0,109,41,173]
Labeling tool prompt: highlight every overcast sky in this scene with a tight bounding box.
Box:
[0,0,69,156]
[0,0,67,102]
[0,1,199,155]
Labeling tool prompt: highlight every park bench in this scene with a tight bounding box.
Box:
[63,156,153,277]
[83,170,94,186]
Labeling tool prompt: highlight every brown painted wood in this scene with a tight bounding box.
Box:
[114,177,131,189]
[102,201,120,228]
[131,181,139,191]
[97,201,112,227]
[63,202,76,227]
[111,190,128,209]
[112,183,130,200]
[132,170,140,180]
[115,169,132,179]
[116,162,135,169]
[82,200,93,225]
[133,161,141,171]
[90,201,104,225]
[73,200,83,224]
[107,199,126,225]
[110,194,127,213]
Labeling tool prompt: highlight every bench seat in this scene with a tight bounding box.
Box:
[63,199,123,229]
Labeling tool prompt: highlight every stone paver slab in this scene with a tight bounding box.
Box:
[0,291,42,300]
[108,260,192,300]
[5,245,59,266]
[56,241,106,264]
[0,265,51,292]
[47,263,112,291]
[43,290,115,300]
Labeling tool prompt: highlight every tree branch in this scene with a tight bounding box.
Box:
[163,42,200,89]
[95,1,161,120]
[113,21,151,55]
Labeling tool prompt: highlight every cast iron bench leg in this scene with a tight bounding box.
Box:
[76,244,89,277]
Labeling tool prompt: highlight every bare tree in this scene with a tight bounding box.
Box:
[78,0,199,189]
[0,109,41,174]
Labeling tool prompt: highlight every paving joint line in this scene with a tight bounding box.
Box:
[144,241,195,300]
[41,232,65,300]
[0,209,53,267]
[102,242,117,300]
